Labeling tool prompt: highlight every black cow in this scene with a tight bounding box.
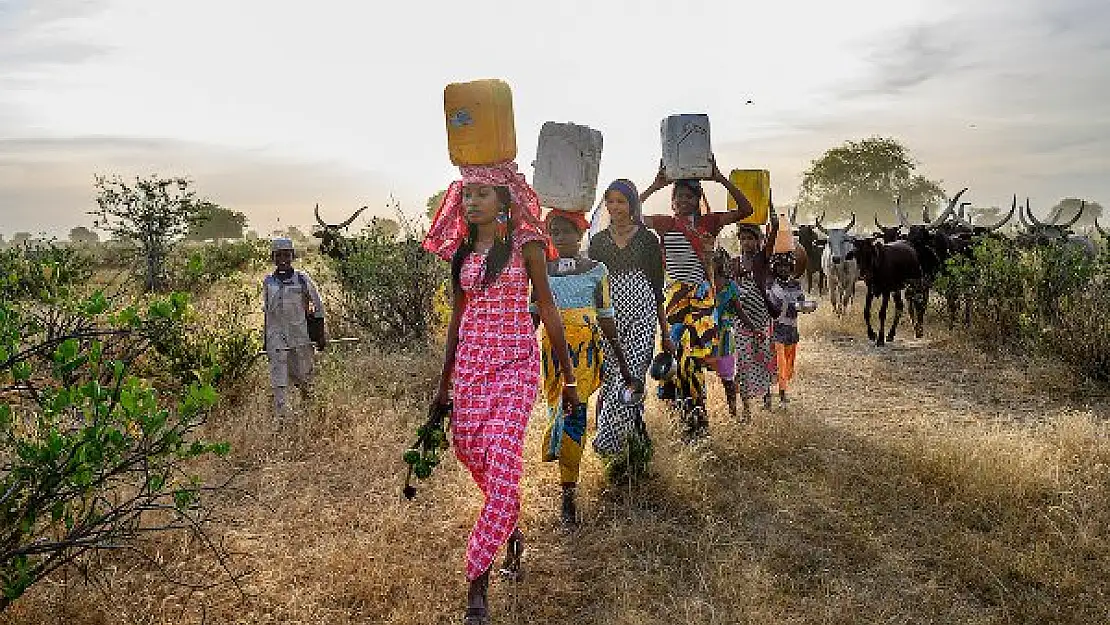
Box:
[873,213,903,243]
[790,207,827,295]
[852,238,923,346]
[313,204,367,260]
[1016,198,1095,255]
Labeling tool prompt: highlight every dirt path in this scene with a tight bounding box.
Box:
[492,306,1110,624]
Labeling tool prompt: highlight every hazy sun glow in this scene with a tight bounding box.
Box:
[1,0,1107,235]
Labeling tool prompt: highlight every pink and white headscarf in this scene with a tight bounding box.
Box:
[422,161,554,261]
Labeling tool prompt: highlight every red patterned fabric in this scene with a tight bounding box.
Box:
[422,161,554,261]
[451,230,544,580]
[545,208,590,234]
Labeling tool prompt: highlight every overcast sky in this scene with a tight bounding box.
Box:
[1,0,1107,237]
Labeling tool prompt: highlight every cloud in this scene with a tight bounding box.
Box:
[0,137,407,237]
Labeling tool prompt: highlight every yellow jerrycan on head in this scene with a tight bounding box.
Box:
[444,79,517,166]
[727,169,771,225]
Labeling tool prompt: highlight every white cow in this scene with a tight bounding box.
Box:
[817,213,859,315]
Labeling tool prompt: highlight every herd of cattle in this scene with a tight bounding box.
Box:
[311,194,1108,348]
[792,189,1109,346]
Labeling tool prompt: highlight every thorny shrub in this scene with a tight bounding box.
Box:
[938,237,1110,382]
[329,214,447,349]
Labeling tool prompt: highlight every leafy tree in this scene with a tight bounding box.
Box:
[68,226,100,245]
[426,189,447,221]
[272,226,311,245]
[1047,198,1104,227]
[89,175,209,292]
[187,204,248,241]
[798,137,946,223]
[368,217,401,240]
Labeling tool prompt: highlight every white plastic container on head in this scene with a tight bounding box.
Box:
[531,121,604,212]
[661,114,712,180]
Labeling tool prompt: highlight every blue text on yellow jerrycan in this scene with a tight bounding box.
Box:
[444,79,517,166]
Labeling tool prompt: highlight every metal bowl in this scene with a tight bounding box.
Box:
[798,300,819,314]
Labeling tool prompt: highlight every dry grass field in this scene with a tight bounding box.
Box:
[3,284,1109,624]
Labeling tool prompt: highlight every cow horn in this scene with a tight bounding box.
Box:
[1025,198,1048,228]
[789,205,798,224]
[982,195,1017,232]
[846,212,856,231]
[928,187,967,228]
[895,197,911,227]
[1058,201,1085,229]
[314,203,327,227]
[874,213,885,230]
[814,212,828,235]
[1018,199,1030,227]
[1095,217,1108,238]
[337,206,368,229]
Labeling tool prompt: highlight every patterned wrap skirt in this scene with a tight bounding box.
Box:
[596,271,657,455]
[660,280,717,407]
[541,308,603,484]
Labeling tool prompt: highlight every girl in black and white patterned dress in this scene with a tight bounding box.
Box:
[588,179,667,457]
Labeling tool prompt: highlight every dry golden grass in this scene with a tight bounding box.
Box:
[4,285,1110,624]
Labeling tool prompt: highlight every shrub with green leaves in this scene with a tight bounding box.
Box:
[146,285,262,392]
[168,239,267,294]
[0,290,232,611]
[0,241,92,304]
[329,215,447,348]
[938,238,1110,381]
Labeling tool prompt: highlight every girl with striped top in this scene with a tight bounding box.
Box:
[639,157,755,437]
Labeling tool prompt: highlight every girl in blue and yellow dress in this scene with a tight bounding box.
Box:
[533,209,636,525]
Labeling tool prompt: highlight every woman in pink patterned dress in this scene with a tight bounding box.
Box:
[423,162,579,625]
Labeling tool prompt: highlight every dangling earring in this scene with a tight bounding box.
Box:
[465,225,476,246]
[495,211,509,244]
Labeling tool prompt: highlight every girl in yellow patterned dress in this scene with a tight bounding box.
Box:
[533,209,636,525]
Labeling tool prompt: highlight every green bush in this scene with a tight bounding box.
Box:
[0,241,92,303]
[938,238,1110,381]
[168,239,267,294]
[146,284,262,392]
[0,291,231,611]
[329,216,447,349]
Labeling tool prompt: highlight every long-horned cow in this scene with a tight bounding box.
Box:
[873,212,903,243]
[313,204,367,260]
[1017,199,1095,255]
[815,212,858,315]
[852,238,924,346]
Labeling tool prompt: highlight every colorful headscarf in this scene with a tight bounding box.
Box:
[546,208,590,233]
[588,179,642,239]
[422,161,553,261]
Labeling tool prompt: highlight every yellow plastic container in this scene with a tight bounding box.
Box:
[727,169,771,224]
[444,79,517,166]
